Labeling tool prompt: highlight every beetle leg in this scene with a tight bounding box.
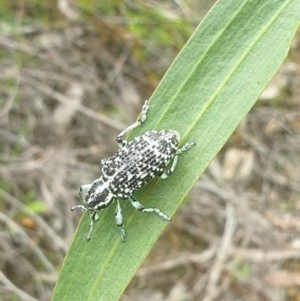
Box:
[160,141,195,179]
[128,196,171,221]
[115,200,126,242]
[85,218,93,242]
[116,100,148,148]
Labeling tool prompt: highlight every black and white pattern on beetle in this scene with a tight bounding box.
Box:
[104,130,179,198]
[71,100,195,242]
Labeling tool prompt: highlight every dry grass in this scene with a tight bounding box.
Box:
[1,1,300,300]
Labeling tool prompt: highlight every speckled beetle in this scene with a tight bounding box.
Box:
[71,100,195,242]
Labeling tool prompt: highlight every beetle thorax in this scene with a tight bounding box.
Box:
[85,177,115,210]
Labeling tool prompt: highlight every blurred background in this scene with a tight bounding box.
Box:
[1,1,300,300]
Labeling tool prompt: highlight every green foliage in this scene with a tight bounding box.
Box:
[230,258,251,281]
[78,0,123,15]
[21,191,46,214]
[0,14,18,35]
[26,201,47,213]
[124,5,192,48]
[80,0,193,52]
[52,0,300,300]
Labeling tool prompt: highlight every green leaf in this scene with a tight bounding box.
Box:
[52,0,300,300]
[26,201,47,213]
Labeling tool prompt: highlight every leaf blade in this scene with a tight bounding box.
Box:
[52,1,300,300]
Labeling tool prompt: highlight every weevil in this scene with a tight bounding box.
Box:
[71,100,195,241]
